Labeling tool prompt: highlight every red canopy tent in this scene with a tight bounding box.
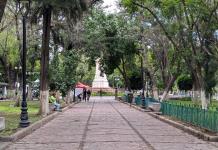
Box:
[76,82,90,88]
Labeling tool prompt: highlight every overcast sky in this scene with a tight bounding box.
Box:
[102,0,120,13]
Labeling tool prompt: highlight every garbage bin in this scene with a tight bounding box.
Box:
[115,88,118,100]
[135,95,141,105]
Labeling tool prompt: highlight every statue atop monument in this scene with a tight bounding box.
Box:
[92,59,109,88]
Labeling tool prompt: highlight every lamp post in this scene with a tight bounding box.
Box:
[138,10,147,108]
[137,48,145,108]
[18,0,30,128]
[114,76,120,99]
[140,54,146,108]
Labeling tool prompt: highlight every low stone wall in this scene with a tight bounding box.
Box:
[91,88,115,93]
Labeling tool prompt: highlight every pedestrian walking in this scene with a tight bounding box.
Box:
[87,89,91,101]
[128,93,133,107]
[83,88,87,101]
[77,94,82,101]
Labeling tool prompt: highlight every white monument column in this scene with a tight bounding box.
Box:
[92,59,109,88]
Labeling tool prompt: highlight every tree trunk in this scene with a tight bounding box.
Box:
[192,81,200,104]
[14,90,21,107]
[0,0,7,23]
[55,91,61,103]
[152,80,159,100]
[200,89,208,109]
[119,58,131,91]
[194,80,208,110]
[160,75,177,102]
[191,67,208,109]
[27,84,33,101]
[117,66,131,91]
[39,5,52,116]
[65,89,72,104]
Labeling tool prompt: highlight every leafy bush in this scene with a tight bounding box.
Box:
[177,74,193,91]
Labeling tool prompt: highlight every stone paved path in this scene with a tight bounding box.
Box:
[6,97,218,150]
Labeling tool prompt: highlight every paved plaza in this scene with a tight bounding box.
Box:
[6,97,218,150]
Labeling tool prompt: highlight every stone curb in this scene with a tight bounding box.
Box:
[0,101,79,150]
[148,112,218,142]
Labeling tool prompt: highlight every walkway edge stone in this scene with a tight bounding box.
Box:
[0,101,79,150]
[117,98,218,142]
[147,112,218,142]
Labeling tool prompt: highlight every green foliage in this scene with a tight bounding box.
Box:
[167,100,218,111]
[76,60,95,85]
[204,57,218,96]
[0,28,19,67]
[129,70,142,90]
[121,0,218,101]
[83,9,139,89]
[177,74,193,91]
[49,49,79,96]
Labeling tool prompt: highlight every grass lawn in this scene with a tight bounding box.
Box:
[167,99,218,111]
[0,100,42,136]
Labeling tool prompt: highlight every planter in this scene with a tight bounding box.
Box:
[148,103,161,112]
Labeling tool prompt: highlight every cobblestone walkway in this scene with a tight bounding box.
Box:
[6,97,218,150]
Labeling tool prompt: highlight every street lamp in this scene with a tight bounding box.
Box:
[18,0,31,128]
[137,48,145,108]
[114,76,120,99]
[140,54,146,108]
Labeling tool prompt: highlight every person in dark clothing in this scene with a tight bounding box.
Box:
[77,94,81,101]
[87,89,91,101]
[83,88,87,101]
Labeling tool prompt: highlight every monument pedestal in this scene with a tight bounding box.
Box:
[92,59,112,92]
[92,78,109,88]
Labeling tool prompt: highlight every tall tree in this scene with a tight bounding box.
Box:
[122,0,218,108]
[0,0,7,23]
[37,0,96,115]
[39,5,52,115]
[83,9,138,90]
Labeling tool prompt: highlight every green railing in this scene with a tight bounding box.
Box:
[161,102,218,132]
[122,95,160,108]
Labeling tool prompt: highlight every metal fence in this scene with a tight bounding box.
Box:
[161,102,218,132]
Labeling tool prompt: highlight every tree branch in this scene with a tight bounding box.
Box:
[132,2,179,51]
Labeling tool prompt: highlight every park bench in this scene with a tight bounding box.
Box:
[0,117,5,131]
